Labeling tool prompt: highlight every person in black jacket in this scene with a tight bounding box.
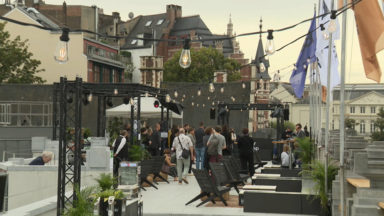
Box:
[237,128,254,177]
[113,130,129,178]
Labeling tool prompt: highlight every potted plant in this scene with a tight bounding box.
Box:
[95,173,123,216]
[64,186,96,216]
[301,160,339,213]
[296,137,314,170]
[128,144,150,161]
[96,189,124,216]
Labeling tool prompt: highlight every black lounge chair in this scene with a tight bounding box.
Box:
[186,169,230,207]
[151,156,170,184]
[221,156,249,183]
[139,159,158,190]
[210,162,240,193]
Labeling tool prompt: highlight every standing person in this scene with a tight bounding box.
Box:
[202,127,212,169]
[230,128,239,157]
[214,126,226,160]
[169,125,179,149]
[237,128,255,178]
[304,125,310,137]
[221,125,232,155]
[150,123,161,156]
[112,130,129,178]
[183,124,190,135]
[194,122,205,170]
[281,128,293,140]
[294,123,306,138]
[172,128,193,185]
[186,127,196,173]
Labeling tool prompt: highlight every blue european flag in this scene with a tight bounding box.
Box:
[290,13,317,98]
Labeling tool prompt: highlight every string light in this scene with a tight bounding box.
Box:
[209,82,215,93]
[202,104,205,108]
[113,89,118,95]
[183,94,186,98]
[144,92,149,97]
[87,93,93,102]
[212,101,215,106]
[242,81,246,89]
[220,87,224,93]
[265,30,275,55]
[179,39,191,69]
[192,102,194,106]
[165,94,171,103]
[129,97,134,105]
[196,104,199,107]
[54,28,69,63]
[174,90,178,98]
[197,88,201,96]
[328,10,337,33]
[207,96,210,100]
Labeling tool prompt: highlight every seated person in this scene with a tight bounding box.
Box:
[29,151,53,165]
[162,149,178,181]
[67,142,86,165]
[281,144,295,168]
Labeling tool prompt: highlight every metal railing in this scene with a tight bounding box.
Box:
[0,101,52,127]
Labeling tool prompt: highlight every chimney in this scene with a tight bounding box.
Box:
[112,12,120,21]
[166,4,182,23]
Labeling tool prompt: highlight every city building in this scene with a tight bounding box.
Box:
[120,5,249,83]
[139,56,163,88]
[332,84,384,137]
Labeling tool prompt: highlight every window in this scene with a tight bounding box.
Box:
[350,106,355,114]
[360,120,365,134]
[156,19,164,25]
[360,106,365,114]
[371,106,376,114]
[263,83,267,90]
[370,120,375,133]
[131,40,137,45]
[145,20,152,27]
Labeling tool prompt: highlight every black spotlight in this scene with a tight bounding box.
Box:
[82,97,89,106]
[123,97,130,105]
[107,98,113,107]
[154,100,160,108]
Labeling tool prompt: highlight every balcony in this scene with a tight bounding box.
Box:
[86,48,129,69]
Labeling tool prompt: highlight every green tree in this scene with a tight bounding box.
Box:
[345,118,358,129]
[164,47,241,82]
[0,22,45,84]
[371,108,384,141]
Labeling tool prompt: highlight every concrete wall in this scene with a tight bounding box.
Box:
[3,8,87,84]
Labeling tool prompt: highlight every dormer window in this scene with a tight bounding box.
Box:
[145,20,152,27]
[157,19,164,25]
[131,40,137,45]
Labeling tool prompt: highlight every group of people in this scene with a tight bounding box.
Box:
[280,123,309,168]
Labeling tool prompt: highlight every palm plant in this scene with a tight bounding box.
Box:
[128,144,151,161]
[296,137,314,169]
[302,160,339,210]
[64,186,96,216]
[95,173,116,191]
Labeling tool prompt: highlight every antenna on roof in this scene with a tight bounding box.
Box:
[128,12,134,20]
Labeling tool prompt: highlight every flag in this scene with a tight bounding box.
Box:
[353,0,384,82]
[316,0,341,101]
[290,13,317,98]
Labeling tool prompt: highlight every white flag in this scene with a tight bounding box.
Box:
[316,0,340,93]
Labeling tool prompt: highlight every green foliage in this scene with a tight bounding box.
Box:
[164,47,241,82]
[120,51,131,58]
[128,145,151,161]
[270,121,295,131]
[95,173,116,191]
[96,189,124,201]
[107,117,124,146]
[345,118,358,129]
[83,128,91,139]
[64,186,96,216]
[301,160,339,210]
[296,137,314,167]
[372,108,384,141]
[0,22,45,84]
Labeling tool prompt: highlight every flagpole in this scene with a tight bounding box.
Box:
[339,0,348,215]
[325,0,335,199]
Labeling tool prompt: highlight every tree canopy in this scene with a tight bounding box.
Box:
[164,47,241,83]
[0,22,45,84]
[372,108,384,141]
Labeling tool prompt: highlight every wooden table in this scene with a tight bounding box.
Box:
[243,185,277,191]
[346,178,370,188]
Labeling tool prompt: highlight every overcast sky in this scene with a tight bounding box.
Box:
[45,0,384,84]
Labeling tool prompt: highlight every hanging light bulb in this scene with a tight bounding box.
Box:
[181,98,184,102]
[196,104,199,107]
[179,38,191,68]
[260,62,266,72]
[220,87,224,93]
[212,101,215,106]
[303,64,307,69]
[232,97,236,102]
[155,94,158,98]
[242,81,246,89]
[202,104,205,108]
[328,10,337,33]
[197,88,201,96]
[209,82,215,93]
[174,90,178,98]
[265,30,275,55]
[165,94,171,103]
[87,93,93,102]
[144,92,149,97]
[192,102,194,106]
[113,89,118,95]
[129,97,134,105]
[207,96,210,100]
[54,28,70,63]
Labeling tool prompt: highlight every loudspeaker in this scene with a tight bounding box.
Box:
[284,109,289,121]
[210,108,216,119]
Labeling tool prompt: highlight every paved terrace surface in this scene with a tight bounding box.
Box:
[141,172,315,216]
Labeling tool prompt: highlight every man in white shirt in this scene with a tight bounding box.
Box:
[281,144,294,168]
[172,128,193,184]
